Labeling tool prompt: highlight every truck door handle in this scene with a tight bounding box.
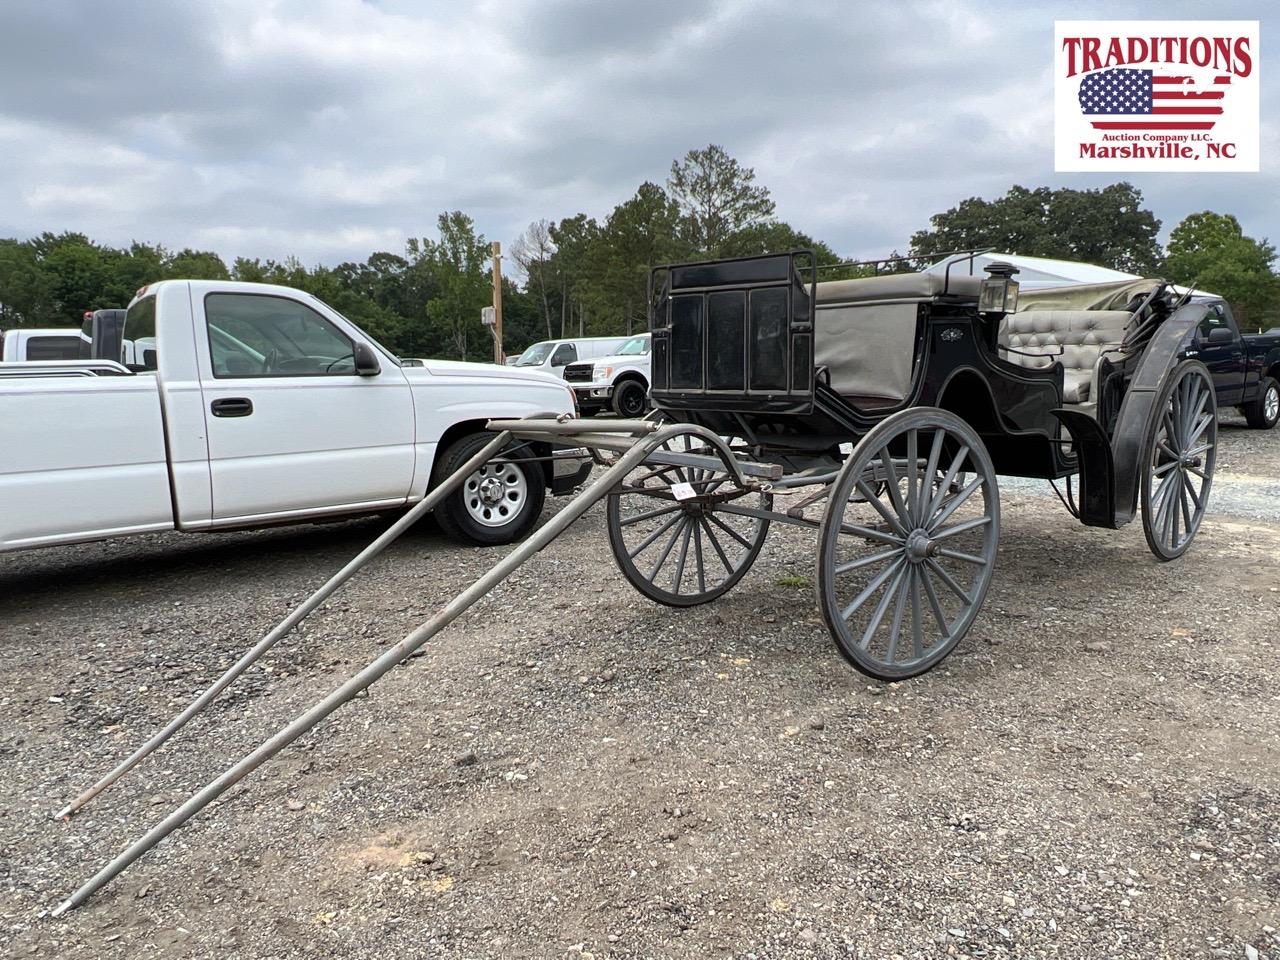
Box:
[210,397,253,418]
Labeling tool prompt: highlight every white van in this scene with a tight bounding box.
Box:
[511,337,629,378]
[1,328,82,362]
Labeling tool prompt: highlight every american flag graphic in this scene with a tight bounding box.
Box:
[1078,67,1229,130]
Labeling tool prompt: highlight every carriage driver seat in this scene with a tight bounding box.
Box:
[997,310,1131,417]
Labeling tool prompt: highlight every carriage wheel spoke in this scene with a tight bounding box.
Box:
[921,428,945,519]
[920,564,951,636]
[905,431,919,524]
[930,515,991,541]
[1178,482,1193,535]
[627,510,685,559]
[936,547,986,566]
[926,558,970,603]
[839,522,904,546]
[859,562,907,650]
[1160,475,1178,545]
[693,521,706,593]
[619,502,684,527]
[645,517,687,581]
[1153,459,1179,476]
[883,571,911,664]
[835,545,903,575]
[928,476,984,531]
[699,518,734,574]
[880,448,910,524]
[909,568,925,661]
[841,557,904,622]
[1181,473,1202,511]
[671,520,694,591]
[856,479,908,537]
[926,444,970,518]
[707,513,753,549]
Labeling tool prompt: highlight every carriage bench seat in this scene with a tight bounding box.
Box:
[998,309,1131,408]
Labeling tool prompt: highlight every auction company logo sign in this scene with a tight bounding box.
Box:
[1054,21,1260,172]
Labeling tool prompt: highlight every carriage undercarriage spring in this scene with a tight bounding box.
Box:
[51,250,1218,913]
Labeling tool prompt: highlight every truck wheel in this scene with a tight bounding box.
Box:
[1243,377,1280,430]
[432,432,545,546]
[612,378,648,418]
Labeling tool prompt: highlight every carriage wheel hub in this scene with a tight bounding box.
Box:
[905,529,936,563]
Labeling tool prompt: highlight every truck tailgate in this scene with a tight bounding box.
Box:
[0,376,173,550]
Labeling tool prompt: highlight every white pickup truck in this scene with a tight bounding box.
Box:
[563,333,651,417]
[1,327,82,362]
[0,280,589,552]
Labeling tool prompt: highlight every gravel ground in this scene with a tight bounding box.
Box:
[1,416,1278,959]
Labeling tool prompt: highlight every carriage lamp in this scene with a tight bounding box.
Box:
[979,262,1020,315]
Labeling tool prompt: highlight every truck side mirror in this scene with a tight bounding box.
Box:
[1205,326,1234,345]
[353,341,381,376]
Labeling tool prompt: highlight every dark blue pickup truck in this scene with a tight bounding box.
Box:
[1185,298,1280,429]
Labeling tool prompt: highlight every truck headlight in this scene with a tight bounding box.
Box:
[594,365,612,379]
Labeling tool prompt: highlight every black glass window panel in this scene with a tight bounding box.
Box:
[670,295,704,389]
[749,287,788,392]
[652,335,668,390]
[790,333,811,396]
[706,292,746,390]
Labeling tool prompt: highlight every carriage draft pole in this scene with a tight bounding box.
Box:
[52,419,681,917]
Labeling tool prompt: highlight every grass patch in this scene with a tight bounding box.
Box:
[775,574,811,589]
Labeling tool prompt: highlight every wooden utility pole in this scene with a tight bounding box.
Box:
[490,241,504,364]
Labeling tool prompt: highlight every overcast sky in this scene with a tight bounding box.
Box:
[0,0,1273,270]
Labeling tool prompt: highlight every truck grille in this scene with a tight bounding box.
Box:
[563,362,594,383]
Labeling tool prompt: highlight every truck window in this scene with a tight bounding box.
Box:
[123,296,158,370]
[1197,303,1232,340]
[25,336,81,361]
[551,343,577,366]
[205,293,356,378]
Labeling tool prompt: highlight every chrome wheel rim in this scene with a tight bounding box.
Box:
[464,459,528,527]
[1265,385,1279,423]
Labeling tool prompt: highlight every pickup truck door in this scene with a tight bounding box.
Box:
[195,291,416,524]
[1192,302,1246,407]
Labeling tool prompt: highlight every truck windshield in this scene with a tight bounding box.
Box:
[515,342,553,366]
[616,335,650,356]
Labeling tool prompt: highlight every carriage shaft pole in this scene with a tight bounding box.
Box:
[51,433,659,917]
[54,429,517,821]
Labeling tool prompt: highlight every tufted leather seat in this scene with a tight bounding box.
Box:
[998,310,1131,405]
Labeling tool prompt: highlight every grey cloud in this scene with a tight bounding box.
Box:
[0,0,1274,269]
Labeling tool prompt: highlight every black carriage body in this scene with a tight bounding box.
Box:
[649,251,1078,481]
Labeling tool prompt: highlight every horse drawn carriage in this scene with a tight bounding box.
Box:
[54,250,1220,913]
[591,250,1217,679]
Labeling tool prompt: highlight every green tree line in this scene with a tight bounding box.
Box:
[2,145,1277,358]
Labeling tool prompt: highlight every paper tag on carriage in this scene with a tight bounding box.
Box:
[671,482,697,501]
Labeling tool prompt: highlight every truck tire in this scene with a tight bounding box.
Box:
[612,378,648,418]
[1243,376,1280,430]
[432,432,545,546]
